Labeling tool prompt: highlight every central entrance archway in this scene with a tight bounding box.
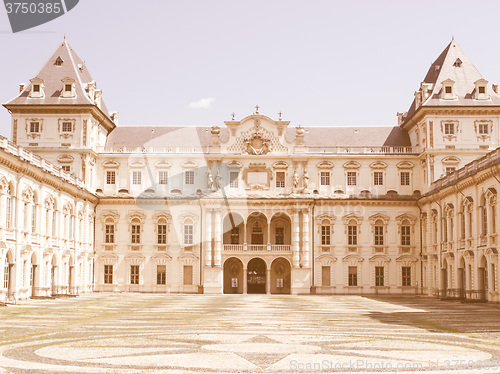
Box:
[247,258,266,294]
[223,257,243,294]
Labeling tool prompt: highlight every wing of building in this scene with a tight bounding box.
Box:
[1,39,499,302]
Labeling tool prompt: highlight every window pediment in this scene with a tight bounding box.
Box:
[317,161,334,169]
[370,161,387,169]
[103,160,120,168]
[396,161,414,169]
[343,161,361,169]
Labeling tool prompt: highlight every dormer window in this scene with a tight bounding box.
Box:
[29,78,44,98]
[441,79,456,100]
[61,77,76,98]
[54,56,64,66]
[474,79,489,100]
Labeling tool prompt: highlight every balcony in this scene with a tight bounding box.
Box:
[223,244,291,252]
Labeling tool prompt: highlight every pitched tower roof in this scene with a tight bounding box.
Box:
[4,39,115,127]
[402,39,500,126]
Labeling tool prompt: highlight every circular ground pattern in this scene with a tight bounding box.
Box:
[0,294,500,373]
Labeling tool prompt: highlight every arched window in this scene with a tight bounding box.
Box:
[347,219,358,246]
[157,218,167,244]
[5,185,12,229]
[400,220,411,246]
[105,218,115,244]
[374,219,384,246]
[481,194,488,237]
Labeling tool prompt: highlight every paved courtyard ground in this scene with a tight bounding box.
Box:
[0,294,500,373]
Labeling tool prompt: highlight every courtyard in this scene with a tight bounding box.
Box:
[0,294,499,373]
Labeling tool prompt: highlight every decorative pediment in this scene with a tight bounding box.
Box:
[0,177,8,194]
[342,213,362,224]
[343,161,361,169]
[178,212,199,224]
[396,161,414,169]
[315,213,335,224]
[316,254,337,264]
[179,253,199,261]
[369,254,391,262]
[317,161,334,169]
[396,213,417,223]
[342,254,364,262]
[126,211,146,223]
[151,253,172,264]
[396,255,418,262]
[369,213,389,225]
[181,160,198,169]
[125,253,145,263]
[272,161,289,169]
[155,161,171,169]
[62,202,74,215]
[57,154,74,164]
[100,210,119,222]
[442,156,460,164]
[227,161,243,168]
[98,253,118,264]
[44,195,55,209]
[128,161,145,168]
[153,211,172,224]
[103,160,120,168]
[370,161,387,169]
[22,187,34,203]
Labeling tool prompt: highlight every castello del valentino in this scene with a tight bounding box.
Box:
[0,38,499,302]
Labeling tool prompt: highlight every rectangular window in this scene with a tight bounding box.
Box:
[64,84,72,92]
[61,165,71,173]
[400,171,410,186]
[158,171,168,185]
[479,86,486,94]
[375,266,384,287]
[4,262,9,289]
[402,266,411,287]
[106,171,116,185]
[401,226,411,246]
[32,205,36,233]
[132,171,142,185]
[445,167,455,175]
[5,196,11,228]
[184,225,193,245]
[275,227,284,245]
[131,224,141,243]
[185,171,194,185]
[444,123,455,135]
[157,224,167,244]
[374,225,384,246]
[157,265,166,285]
[478,123,489,134]
[347,172,357,186]
[320,171,330,186]
[229,171,239,188]
[105,224,115,243]
[322,266,331,286]
[373,171,383,186]
[276,171,285,188]
[445,86,452,94]
[61,122,72,132]
[183,265,193,285]
[321,225,331,245]
[348,266,357,286]
[30,121,40,133]
[104,265,113,284]
[130,265,139,285]
[348,225,357,245]
[33,84,40,92]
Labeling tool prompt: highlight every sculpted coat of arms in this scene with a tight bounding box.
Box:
[243,121,272,155]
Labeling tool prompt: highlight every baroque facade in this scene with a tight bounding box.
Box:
[0,38,499,302]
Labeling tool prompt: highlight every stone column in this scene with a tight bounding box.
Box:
[267,219,271,251]
[293,210,300,268]
[302,209,310,268]
[266,268,271,294]
[243,221,247,251]
[243,267,247,294]
[0,194,6,228]
[205,210,212,266]
[214,210,221,267]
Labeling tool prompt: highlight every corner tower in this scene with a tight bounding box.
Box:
[3,38,117,189]
[398,39,500,189]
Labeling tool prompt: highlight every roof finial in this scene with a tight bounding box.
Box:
[451,35,454,41]
[255,105,260,114]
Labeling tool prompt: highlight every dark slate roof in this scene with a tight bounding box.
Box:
[106,125,410,148]
[5,39,111,119]
[403,39,500,124]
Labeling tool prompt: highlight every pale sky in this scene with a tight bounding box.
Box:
[1,1,500,138]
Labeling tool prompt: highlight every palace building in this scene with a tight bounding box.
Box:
[0,39,499,301]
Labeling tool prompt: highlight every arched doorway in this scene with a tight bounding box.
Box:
[222,213,245,250]
[247,258,266,294]
[479,255,488,301]
[30,252,38,298]
[51,254,58,295]
[458,257,466,299]
[271,257,291,294]
[223,257,243,294]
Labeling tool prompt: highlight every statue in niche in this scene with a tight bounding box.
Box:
[303,170,310,190]
[208,170,216,192]
[293,170,299,189]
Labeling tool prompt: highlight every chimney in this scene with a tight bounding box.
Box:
[397,112,404,126]
[19,83,25,92]
[414,91,422,109]
[87,81,96,102]
[111,111,119,125]
[493,84,498,94]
